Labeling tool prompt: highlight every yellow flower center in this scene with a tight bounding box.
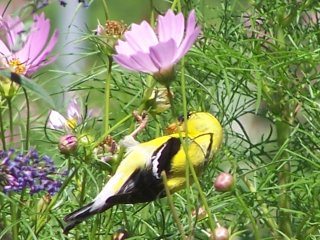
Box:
[8,58,26,74]
[66,118,77,129]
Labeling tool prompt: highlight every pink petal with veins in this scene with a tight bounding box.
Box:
[130,51,159,72]
[124,21,158,53]
[150,39,177,69]
[113,54,146,72]
[26,30,59,74]
[157,10,184,47]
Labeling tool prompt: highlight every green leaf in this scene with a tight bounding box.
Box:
[0,70,56,108]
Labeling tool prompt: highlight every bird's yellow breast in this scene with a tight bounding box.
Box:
[166,133,215,192]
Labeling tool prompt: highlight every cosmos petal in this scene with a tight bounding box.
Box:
[124,21,158,52]
[150,39,177,70]
[157,10,184,47]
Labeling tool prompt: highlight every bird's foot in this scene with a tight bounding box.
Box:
[130,111,148,138]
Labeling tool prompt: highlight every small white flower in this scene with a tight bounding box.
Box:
[48,98,82,131]
[48,110,67,129]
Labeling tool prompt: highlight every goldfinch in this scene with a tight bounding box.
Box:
[63,112,223,234]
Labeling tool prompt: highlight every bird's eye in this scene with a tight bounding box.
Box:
[177,112,193,122]
[177,115,184,122]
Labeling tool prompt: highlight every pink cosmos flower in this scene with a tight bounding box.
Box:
[0,13,58,76]
[113,9,200,77]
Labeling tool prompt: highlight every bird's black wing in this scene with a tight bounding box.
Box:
[108,137,182,204]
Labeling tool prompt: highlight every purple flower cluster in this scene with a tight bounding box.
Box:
[0,149,63,195]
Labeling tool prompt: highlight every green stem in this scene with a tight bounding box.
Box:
[276,120,292,238]
[102,0,109,19]
[0,102,6,150]
[9,193,18,240]
[166,86,177,119]
[7,98,13,145]
[27,168,79,239]
[243,176,279,237]
[235,190,261,240]
[22,88,30,150]
[187,156,215,231]
[180,60,192,232]
[103,208,114,237]
[80,170,88,205]
[167,92,215,232]
[139,76,156,111]
[104,56,112,134]
[162,171,186,239]
[171,0,181,11]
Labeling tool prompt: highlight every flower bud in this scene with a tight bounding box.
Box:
[59,135,78,155]
[37,193,51,213]
[214,173,234,192]
[191,206,207,220]
[212,226,229,240]
[94,20,127,55]
[0,76,19,99]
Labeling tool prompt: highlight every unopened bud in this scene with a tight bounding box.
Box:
[211,226,229,240]
[0,76,19,99]
[37,193,51,213]
[95,20,127,55]
[191,206,207,220]
[214,173,234,192]
[59,135,78,155]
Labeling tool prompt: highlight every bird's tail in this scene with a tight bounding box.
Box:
[63,200,111,234]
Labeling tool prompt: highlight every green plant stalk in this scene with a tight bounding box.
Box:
[180,60,193,233]
[140,203,150,235]
[7,98,13,145]
[243,176,279,236]
[27,168,79,239]
[0,103,6,150]
[171,0,181,11]
[80,170,88,205]
[235,190,261,240]
[102,0,109,20]
[104,56,112,134]
[186,157,215,231]
[121,204,130,230]
[139,76,156,111]
[7,98,18,239]
[103,208,114,238]
[161,171,186,239]
[166,79,215,232]
[276,120,292,238]
[22,88,30,150]
[90,215,100,239]
[9,193,18,240]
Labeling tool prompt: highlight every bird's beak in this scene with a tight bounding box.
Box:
[165,122,178,134]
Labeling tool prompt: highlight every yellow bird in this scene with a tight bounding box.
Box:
[63,112,223,233]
